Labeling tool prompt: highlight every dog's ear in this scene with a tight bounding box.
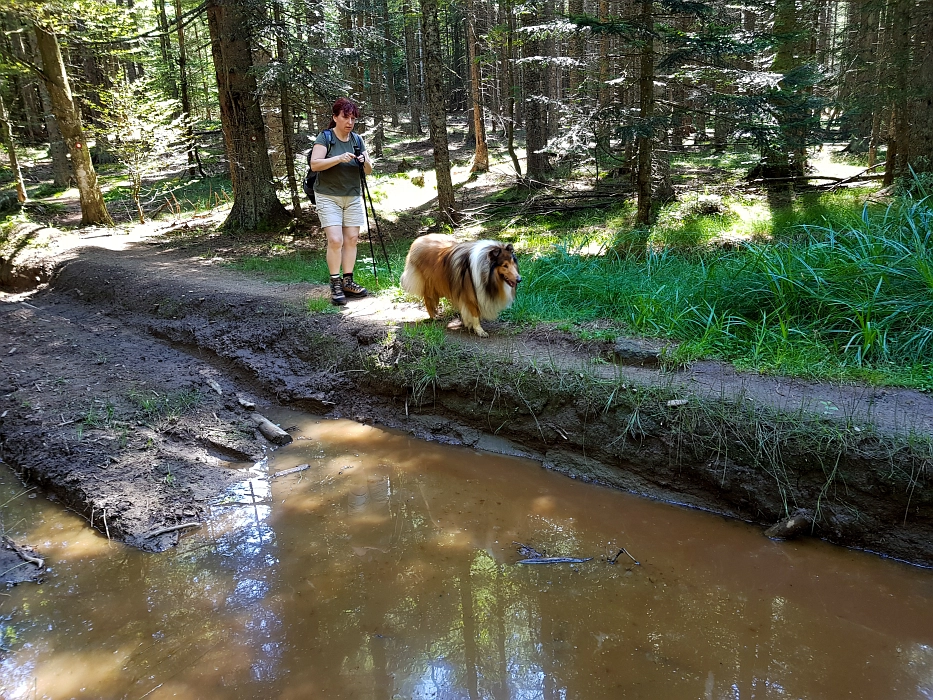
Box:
[505,243,514,255]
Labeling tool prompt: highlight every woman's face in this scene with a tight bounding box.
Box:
[334,110,357,132]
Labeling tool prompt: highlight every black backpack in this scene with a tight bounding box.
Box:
[302,130,364,204]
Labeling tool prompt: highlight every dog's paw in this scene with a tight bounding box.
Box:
[473,327,489,338]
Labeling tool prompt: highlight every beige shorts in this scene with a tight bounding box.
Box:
[315,192,367,230]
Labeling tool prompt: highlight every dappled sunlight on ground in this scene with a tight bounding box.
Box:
[371,148,528,218]
[810,143,870,180]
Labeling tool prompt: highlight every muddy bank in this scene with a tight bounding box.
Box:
[1,239,932,566]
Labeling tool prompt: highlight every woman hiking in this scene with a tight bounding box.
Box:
[309,97,374,305]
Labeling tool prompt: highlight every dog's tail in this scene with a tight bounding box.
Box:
[399,263,422,298]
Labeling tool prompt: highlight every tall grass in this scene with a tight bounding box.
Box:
[508,193,933,388]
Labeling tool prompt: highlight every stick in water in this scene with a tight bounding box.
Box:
[608,547,640,565]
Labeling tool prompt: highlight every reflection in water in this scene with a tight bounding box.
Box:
[1,411,933,699]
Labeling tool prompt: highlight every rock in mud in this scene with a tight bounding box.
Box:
[764,510,812,540]
[612,338,661,367]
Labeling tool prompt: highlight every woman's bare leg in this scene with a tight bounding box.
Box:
[341,226,360,274]
[325,225,345,275]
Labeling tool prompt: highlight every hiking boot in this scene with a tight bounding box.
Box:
[342,273,368,298]
[330,275,347,305]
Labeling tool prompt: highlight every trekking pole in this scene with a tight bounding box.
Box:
[361,173,393,277]
[357,162,392,280]
[352,158,379,283]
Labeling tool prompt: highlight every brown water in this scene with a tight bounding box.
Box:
[1,412,933,700]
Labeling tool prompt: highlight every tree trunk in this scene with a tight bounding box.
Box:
[156,0,180,100]
[421,0,459,222]
[907,0,933,171]
[635,0,655,225]
[205,0,289,231]
[369,4,386,158]
[503,0,522,178]
[35,76,70,188]
[596,0,610,156]
[380,0,400,127]
[522,0,550,181]
[886,0,910,182]
[568,0,585,95]
[273,1,300,212]
[33,23,112,226]
[769,0,808,177]
[840,0,880,149]
[465,0,489,173]
[403,0,424,136]
[0,94,27,203]
[174,0,198,178]
[5,15,44,143]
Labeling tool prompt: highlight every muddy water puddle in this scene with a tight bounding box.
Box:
[1,412,933,699]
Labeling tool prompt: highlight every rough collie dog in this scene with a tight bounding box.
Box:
[400,234,521,337]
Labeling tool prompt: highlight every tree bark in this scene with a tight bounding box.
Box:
[522,0,550,181]
[174,0,198,178]
[380,0,400,127]
[205,0,289,231]
[33,23,113,226]
[5,15,44,143]
[769,0,809,177]
[885,0,910,183]
[368,4,386,158]
[465,0,488,172]
[403,0,424,136]
[156,0,180,101]
[596,0,610,156]
[0,94,28,203]
[421,0,459,222]
[273,1,300,212]
[635,0,654,225]
[35,75,70,188]
[907,0,933,171]
[503,0,522,178]
[568,0,585,95]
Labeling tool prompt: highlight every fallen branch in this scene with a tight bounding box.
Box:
[251,413,293,445]
[271,463,310,479]
[827,162,888,191]
[144,521,201,539]
[517,557,593,564]
[746,174,886,187]
[2,536,44,568]
[608,547,640,565]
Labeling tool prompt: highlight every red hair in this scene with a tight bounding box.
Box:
[328,98,360,128]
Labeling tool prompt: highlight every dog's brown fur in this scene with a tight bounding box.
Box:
[400,234,521,337]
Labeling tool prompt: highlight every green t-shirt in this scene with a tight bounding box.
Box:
[313,131,365,197]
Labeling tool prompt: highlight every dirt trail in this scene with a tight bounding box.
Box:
[2,230,932,569]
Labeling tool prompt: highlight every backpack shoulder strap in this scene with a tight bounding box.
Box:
[351,132,362,156]
[308,130,335,165]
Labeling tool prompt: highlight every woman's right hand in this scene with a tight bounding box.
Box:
[338,152,356,163]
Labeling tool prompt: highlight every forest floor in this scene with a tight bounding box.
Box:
[1,138,931,586]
